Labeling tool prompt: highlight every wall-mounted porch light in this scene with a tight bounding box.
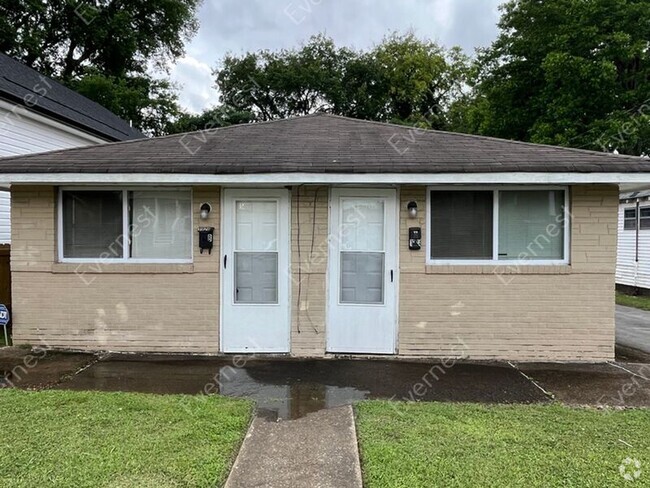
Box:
[200,203,212,220]
[407,201,418,219]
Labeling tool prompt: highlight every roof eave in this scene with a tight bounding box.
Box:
[1,172,650,188]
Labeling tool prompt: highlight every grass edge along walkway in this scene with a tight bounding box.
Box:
[0,389,253,488]
[356,401,650,488]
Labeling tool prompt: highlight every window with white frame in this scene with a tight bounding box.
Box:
[640,206,650,230]
[624,208,638,230]
[60,188,192,261]
[428,188,568,263]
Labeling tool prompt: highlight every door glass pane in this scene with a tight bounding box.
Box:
[340,252,384,304]
[498,190,564,260]
[341,199,384,251]
[130,190,192,259]
[236,201,277,251]
[235,252,278,303]
[430,191,493,259]
[62,190,123,258]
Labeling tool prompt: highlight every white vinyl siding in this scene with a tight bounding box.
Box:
[0,191,9,244]
[616,201,650,289]
[0,102,106,243]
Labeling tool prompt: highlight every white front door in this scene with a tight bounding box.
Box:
[221,189,290,353]
[327,188,398,354]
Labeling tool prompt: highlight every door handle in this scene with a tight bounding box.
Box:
[390,269,394,282]
[224,254,227,269]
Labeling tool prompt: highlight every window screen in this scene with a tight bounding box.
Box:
[624,208,637,230]
[430,191,493,260]
[62,191,123,258]
[498,190,565,260]
[130,190,192,259]
[235,253,278,303]
[340,252,384,304]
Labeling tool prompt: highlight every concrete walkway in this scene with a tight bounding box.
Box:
[225,405,363,488]
[616,305,650,355]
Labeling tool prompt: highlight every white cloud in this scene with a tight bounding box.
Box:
[167,56,220,114]
[168,0,503,112]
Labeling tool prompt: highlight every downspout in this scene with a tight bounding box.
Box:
[634,198,641,264]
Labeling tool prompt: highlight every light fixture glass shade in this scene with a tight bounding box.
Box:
[200,203,212,220]
[407,201,418,218]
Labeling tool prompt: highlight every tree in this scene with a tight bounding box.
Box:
[372,34,468,127]
[216,35,353,121]
[166,106,253,134]
[453,0,650,155]
[69,72,181,136]
[0,0,202,134]
[214,34,469,129]
[0,0,200,79]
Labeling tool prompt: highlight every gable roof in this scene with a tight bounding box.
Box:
[0,53,144,142]
[0,113,648,175]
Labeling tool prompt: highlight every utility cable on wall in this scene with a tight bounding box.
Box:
[295,185,322,335]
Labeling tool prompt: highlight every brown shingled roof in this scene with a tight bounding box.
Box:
[0,113,648,174]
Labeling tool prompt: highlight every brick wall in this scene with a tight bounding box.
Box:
[11,185,221,353]
[397,184,618,361]
[10,184,618,360]
[290,186,329,355]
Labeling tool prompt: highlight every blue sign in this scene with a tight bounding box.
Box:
[0,305,9,327]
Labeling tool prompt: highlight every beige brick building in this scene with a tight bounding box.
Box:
[2,114,649,361]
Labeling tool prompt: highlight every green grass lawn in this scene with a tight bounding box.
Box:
[0,389,252,488]
[356,402,650,487]
[616,291,650,311]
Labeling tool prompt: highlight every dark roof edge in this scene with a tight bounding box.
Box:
[0,93,125,142]
[0,52,144,141]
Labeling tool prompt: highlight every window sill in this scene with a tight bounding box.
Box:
[425,264,571,275]
[52,263,195,274]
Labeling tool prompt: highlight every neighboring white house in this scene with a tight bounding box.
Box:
[0,52,144,243]
[617,190,650,291]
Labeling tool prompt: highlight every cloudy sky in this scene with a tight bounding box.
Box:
[167,0,504,113]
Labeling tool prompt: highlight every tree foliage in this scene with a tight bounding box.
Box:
[166,106,253,134]
[68,72,182,136]
[0,0,201,135]
[0,0,200,79]
[451,0,650,155]
[215,34,469,129]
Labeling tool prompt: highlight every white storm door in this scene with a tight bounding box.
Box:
[221,189,290,353]
[327,188,397,354]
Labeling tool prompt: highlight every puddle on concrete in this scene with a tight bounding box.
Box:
[56,358,548,420]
